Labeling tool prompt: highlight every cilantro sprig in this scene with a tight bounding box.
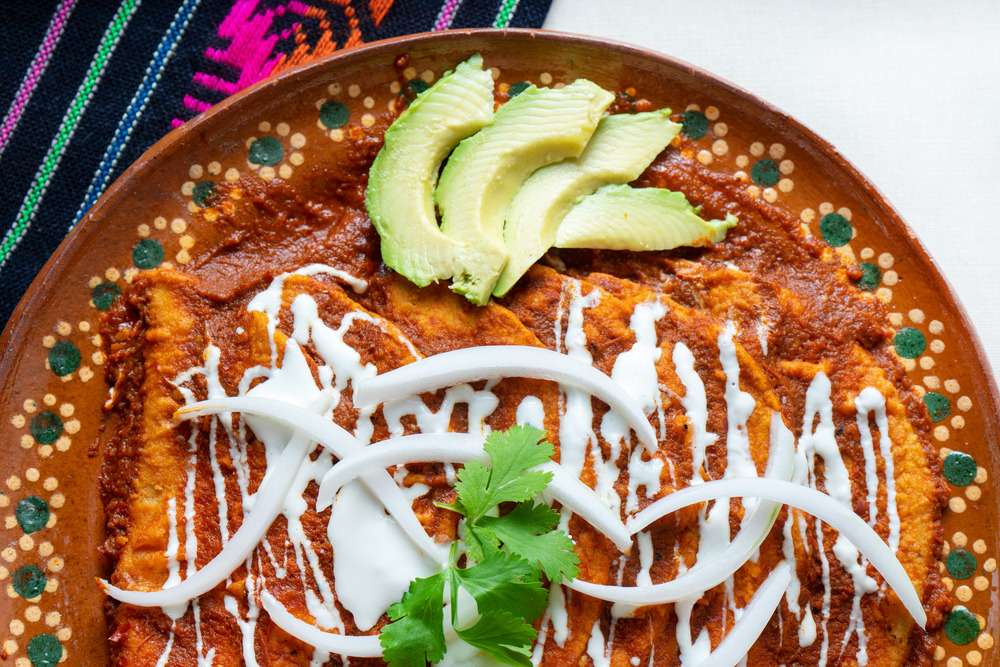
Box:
[378,425,580,666]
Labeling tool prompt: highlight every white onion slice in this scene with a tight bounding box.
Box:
[565,414,795,604]
[100,431,312,608]
[316,433,488,510]
[537,462,632,553]
[700,561,791,667]
[261,591,383,657]
[178,397,447,565]
[627,478,926,627]
[352,346,658,452]
[311,435,633,553]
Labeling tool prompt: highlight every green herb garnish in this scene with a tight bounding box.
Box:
[378,425,580,666]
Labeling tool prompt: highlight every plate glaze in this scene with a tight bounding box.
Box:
[0,29,997,666]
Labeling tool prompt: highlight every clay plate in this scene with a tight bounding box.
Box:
[0,29,996,666]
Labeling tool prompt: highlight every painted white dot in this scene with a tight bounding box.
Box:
[778,178,794,193]
[818,202,834,215]
[290,132,306,149]
[704,106,720,120]
[957,395,972,411]
[188,164,203,179]
[878,252,894,269]
[768,143,786,159]
[697,150,713,165]
[711,139,728,156]
[735,155,749,168]
[779,159,795,175]
[540,72,553,85]
[713,122,728,137]
[930,339,945,354]
[276,122,290,136]
[749,142,764,157]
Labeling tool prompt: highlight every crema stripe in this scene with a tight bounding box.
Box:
[70,0,202,230]
[0,0,140,269]
[0,0,78,156]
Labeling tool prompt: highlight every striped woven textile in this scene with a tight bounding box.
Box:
[0,0,551,326]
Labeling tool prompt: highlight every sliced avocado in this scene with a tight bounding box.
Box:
[365,54,494,287]
[554,184,738,250]
[436,79,614,304]
[492,110,680,296]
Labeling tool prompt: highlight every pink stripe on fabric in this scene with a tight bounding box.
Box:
[0,0,77,154]
[183,94,212,113]
[433,0,462,31]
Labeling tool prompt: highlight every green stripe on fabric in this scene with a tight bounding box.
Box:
[492,0,520,28]
[0,0,140,268]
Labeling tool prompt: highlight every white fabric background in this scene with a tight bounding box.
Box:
[546,0,1000,373]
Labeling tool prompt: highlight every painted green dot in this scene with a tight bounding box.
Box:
[319,100,349,128]
[750,159,780,187]
[508,81,531,97]
[943,452,977,487]
[819,213,853,247]
[47,340,80,377]
[946,549,977,580]
[944,606,980,645]
[894,327,926,359]
[681,110,708,139]
[91,281,120,310]
[192,180,215,207]
[27,633,62,667]
[923,392,951,422]
[408,79,430,95]
[12,565,47,598]
[132,238,164,269]
[248,136,283,166]
[29,411,63,444]
[855,262,881,290]
[16,496,49,534]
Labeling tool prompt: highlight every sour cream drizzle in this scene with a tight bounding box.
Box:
[138,265,907,667]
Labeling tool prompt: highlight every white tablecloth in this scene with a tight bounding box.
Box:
[546,0,1000,374]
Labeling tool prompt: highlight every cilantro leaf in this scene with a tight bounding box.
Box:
[454,425,554,522]
[455,609,537,666]
[452,552,548,623]
[478,502,580,582]
[380,572,447,667]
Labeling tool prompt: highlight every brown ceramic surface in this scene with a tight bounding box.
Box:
[0,29,997,666]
